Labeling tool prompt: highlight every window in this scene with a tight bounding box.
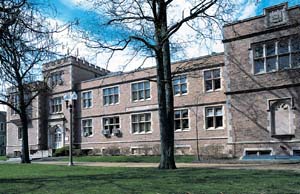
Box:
[204,69,221,92]
[103,116,120,134]
[82,119,93,137]
[174,109,189,131]
[245,150,271,157]
[0,123,4,131]
[293,150,300,156]
[131,113,151,134]
[0,135,4,146]
[50,97,62,113]
[205,106,223,129]
[103,86,119,105]
[82,91,92,108]
[11,94,19,115]
[18,127,22,140]
[50,71,63,86]
[132,81,150,101]
[269,99,295,136]
[173,75,187,95]
[253,35,300,74]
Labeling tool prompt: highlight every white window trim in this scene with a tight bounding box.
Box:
[174,108,190,132]
[102,85,120,106]
[50,96,63,114]
[131,81,151,102]
[203,105,225,130]
[203,68,222,93]
[82,90,93,109]
[243,148,273,157]
[81,118,94,137]
[252,36,300,75]
[173,74,188,97]
[130,112,153,135]
[102,115,121,132]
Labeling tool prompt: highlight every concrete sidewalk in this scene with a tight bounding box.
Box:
[32,160,300,171]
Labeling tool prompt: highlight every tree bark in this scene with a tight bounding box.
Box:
[19,85,31,164]
[155,0,176,169]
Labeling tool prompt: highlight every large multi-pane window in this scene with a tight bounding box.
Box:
[82,119,93,137]
[0,135,4,146]
[103,116,120,134]
[18,127,22,140]
[82,91,92,108]
[50,97,62,113]
[174,109,189,131]
[50,71,63,86]
[204,69,221,92]
[253,35,300,74]
[131,113,151,134]
[11,94,19,115]
[173,75,187,95]
[205,106,223,129]
[0,122,4,131]
[103,86,119,105]
[131,81,150,101]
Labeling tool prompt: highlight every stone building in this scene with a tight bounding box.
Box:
[0,111,6,156]
[224,2,300,159]
[5,2,300,159]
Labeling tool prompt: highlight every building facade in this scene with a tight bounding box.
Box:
[6,3,300,159]
[0,111,6,156]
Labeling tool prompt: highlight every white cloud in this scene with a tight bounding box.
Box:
[238,1,257,20]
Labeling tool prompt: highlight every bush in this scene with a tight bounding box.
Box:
[53,146,69,157]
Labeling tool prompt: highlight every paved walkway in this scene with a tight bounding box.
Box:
[32,161,300,171]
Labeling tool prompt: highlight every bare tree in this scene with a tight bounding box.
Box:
[0,0,60,163]
[78,0,235,169]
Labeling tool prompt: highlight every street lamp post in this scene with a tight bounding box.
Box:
[63,91,77,166]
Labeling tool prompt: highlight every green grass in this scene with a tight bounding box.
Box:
[0,163,300,194]
[0,156,7,161]
[59,155,196,163]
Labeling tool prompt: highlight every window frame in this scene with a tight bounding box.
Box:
[203,68,222,92]
[174,109,190,132]
[0,122,4,131]
[103,86,120,106]
[18,127,22,140]
[204,106,224,130]
[82,90,93,108]
[173,74,188,96]
[50,71,64,86]
[0,135,4,146]
[50,96,63,114]
[11,94,20,115]
[252,35,300,75]
[102,116,121,134]
[131,81,151,102]
[81,119,93,137]
[131,112,152,134]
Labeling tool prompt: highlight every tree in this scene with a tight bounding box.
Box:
[79,0,235,169]
[0,0,57,163]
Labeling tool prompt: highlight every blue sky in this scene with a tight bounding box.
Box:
[28,0,300,72]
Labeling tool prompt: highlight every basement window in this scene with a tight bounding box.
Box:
[245,150,272,157]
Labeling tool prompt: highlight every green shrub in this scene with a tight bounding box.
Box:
[53,146,69,157]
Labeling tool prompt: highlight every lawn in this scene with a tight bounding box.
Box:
[0,156,7,161]
[59,155,196,163]
[0,163,300,194]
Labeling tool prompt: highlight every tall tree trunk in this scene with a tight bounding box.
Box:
[156,0,176,169]
[19,85,31,163]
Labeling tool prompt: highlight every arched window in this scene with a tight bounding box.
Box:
[270,99,295,137]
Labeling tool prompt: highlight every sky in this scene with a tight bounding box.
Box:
[27,0,300,73]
